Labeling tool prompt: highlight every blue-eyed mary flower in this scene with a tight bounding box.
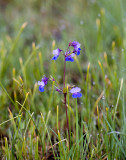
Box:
[65,53,75,62]
[69,41,81,55]
[70,87,82,98]
[38,76,49,92]
[52,48,62,60]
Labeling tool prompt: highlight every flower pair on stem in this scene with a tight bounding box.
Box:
[38,41,82,147]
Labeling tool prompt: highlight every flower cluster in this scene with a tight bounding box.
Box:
[38,41,82,98]
[52,41,81,62]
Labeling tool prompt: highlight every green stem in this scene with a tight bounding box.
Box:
[76,98,79,150]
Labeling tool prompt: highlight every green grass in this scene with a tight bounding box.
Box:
[0,0,126,159]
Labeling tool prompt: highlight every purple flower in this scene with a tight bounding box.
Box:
[41,77,49,85]
[65,53,75,62]
[70,87,82,98]
[52,48,62,60]
[69,41,81,55]
[38,76,49,92]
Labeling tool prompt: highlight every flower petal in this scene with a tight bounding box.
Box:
[39,86,44,92]
[71,41,81,50]
[76,92,82,98]
[52,48,62,56]
[65,56,74,62]
[77,51,80,55]
[72,93,78,98]
[71,53,75,57]
[42,77,49,84]
[38,81,44,86]
[70,87,81,93]
[52,55,58,60]
[70,58,74,62]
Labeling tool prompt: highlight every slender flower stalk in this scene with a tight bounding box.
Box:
[63,58,66,88]
[38,41,82,150]
[63,56,70,148]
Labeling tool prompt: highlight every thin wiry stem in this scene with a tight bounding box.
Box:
[63,59,66,88]
[64,93,70,148]
[63,56,70,148]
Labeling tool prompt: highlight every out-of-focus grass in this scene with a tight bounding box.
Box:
[0,0,126,159]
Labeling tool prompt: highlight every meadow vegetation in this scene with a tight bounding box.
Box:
[0,0,126,159]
